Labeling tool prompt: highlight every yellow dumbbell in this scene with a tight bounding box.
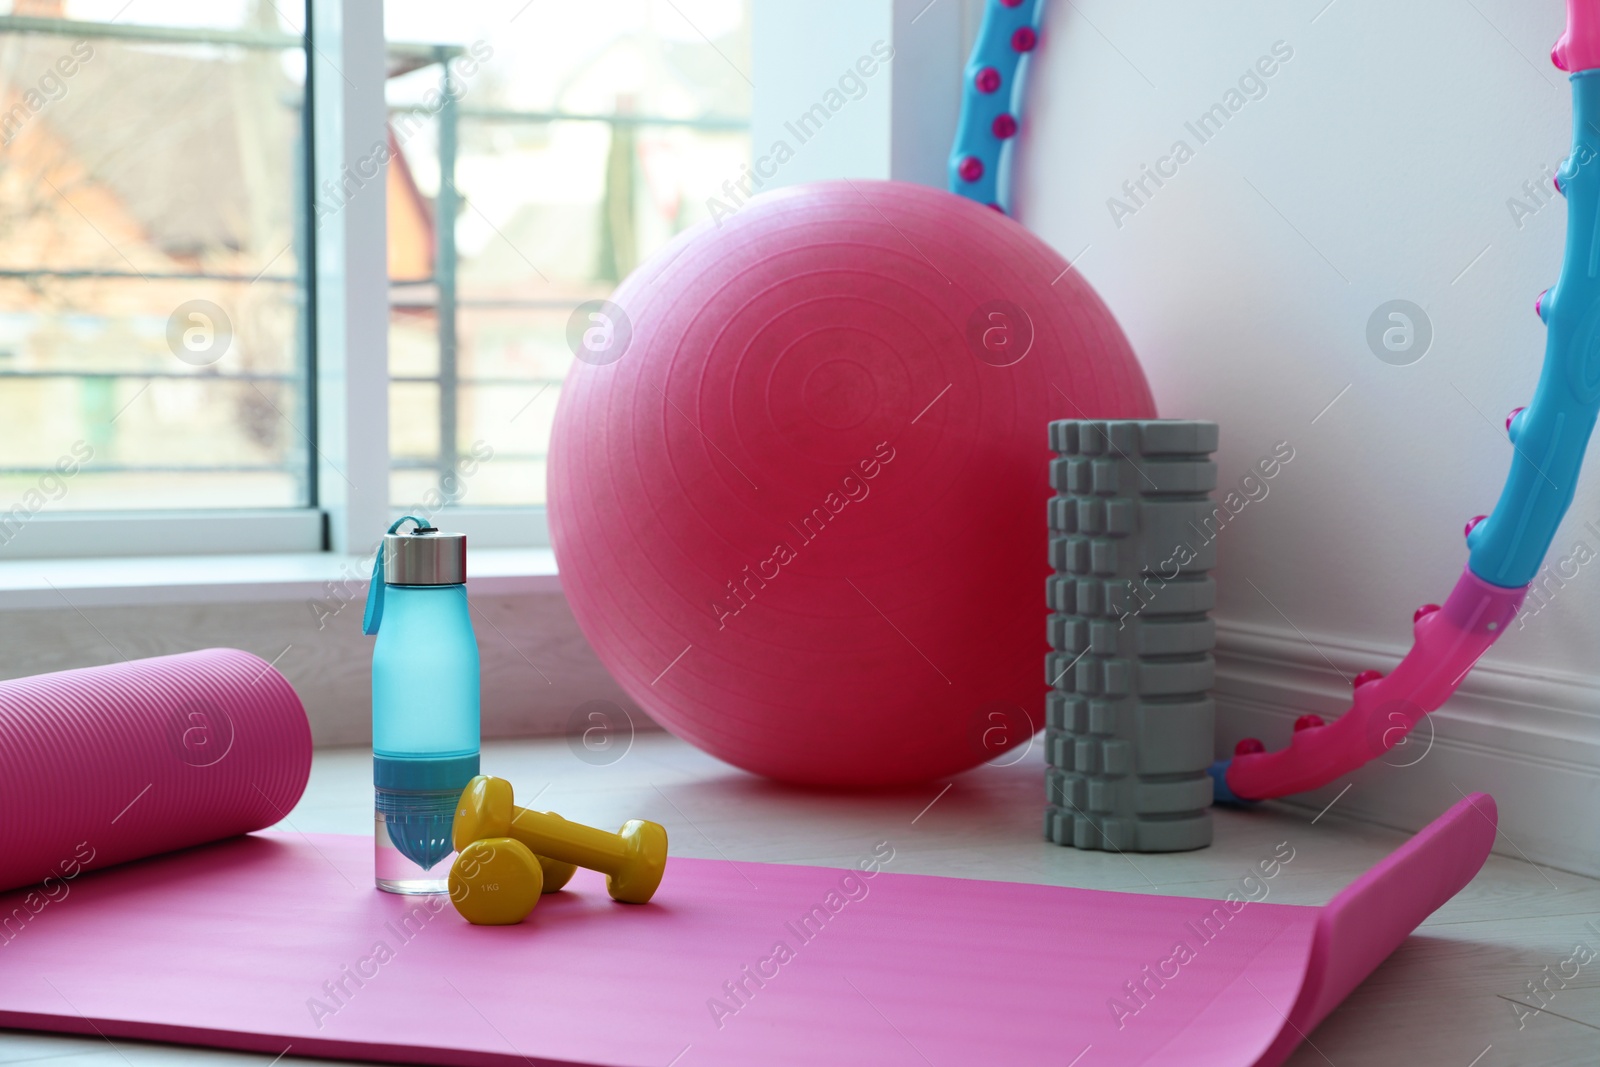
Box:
[453,775,668,904]
[448,838,543,925]
[523,831,576,894]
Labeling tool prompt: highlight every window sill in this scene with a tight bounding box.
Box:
[0,548,560,610]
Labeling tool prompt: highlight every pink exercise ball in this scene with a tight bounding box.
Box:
[549,180,1153,787]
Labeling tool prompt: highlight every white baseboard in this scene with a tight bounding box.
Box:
[1214,619,1600,879]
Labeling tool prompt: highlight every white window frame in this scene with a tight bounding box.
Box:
[0,8,329,560]
[0,0,553,563]
[312,0,391,557]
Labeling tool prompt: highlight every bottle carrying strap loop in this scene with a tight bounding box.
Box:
[362,516,436,636]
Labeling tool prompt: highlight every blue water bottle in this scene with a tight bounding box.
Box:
[363,516,479,894]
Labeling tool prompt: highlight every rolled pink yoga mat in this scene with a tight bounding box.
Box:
[0,648,312,894]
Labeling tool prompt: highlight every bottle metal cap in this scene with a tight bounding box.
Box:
[384,528,466,586]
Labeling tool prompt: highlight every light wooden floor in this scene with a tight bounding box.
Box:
[3,733,1597,1066]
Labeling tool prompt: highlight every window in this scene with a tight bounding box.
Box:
[0,0,751,559]
[381,0,751,527]
[0,1,312,527]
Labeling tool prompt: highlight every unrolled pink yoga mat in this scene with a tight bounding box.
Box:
[0,648,312,894]
[0,793,1496,1066]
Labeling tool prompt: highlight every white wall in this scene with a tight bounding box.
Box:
[1021,0,1573,654]
[1018,0,1600,871]
[752,0,1600,874]
[751,0,965,188]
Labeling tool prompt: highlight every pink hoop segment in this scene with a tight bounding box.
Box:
[1226,567,1525,800]
[1554,0,1600,72]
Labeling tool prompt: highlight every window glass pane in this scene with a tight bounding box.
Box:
[0,2,312,511]
[383,0,751,511]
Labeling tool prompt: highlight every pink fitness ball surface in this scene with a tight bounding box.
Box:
[549,180,1154,787]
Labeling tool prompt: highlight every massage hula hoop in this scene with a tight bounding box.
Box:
[951,0,1600,802]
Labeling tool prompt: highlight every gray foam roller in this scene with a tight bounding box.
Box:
[1043,419,1218,853]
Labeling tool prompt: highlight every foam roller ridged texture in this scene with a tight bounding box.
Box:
[0,648,312,893]
[1044,420,1218,853]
